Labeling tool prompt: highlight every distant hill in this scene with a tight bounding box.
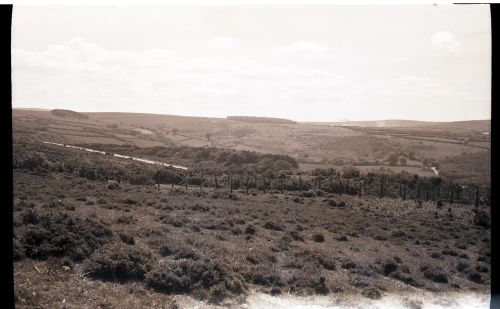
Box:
[50,109,89,120]
[425,120,490,132]
[227,116,296,124]
[305,120,442,127]
[305,119,491,131]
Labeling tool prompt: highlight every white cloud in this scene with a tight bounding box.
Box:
[12,37,353,120]
[206,36,239,49]
[276,41,331,59]
[12,31,489,122]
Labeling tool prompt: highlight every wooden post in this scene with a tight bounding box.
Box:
[426,183,429,201]
[246,174,249,195]
[399,183,402,197]
[299,175,303,193]
[358,181,362,198]
[437,186,440,198]
[155,170,160,189]
[185,170,188,190]
[450,185,454,204]
[200,169,204,194]
[339,180,343,195]
[263,177,266,194]
[475,186,480,208]
[403,185,406,201]
[363,179,366,195]
[417,183,421,200]
[214,170,218,189]
[229,172,233,194]
[379,177,384,199]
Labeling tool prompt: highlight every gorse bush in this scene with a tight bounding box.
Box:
[14,151,51,170]
[86,243,153,282]
[146,258,245,302]
[20,212,113,261]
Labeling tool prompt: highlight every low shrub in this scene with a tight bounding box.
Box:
[468,272,483,283]
[457,261,470,273]
[473,210,490,229]
[21,213,113,261]
[382,261,398,276]
[312,233,325,242]
[119,233,135,245]
[263,222,283,231]
[362,287,382,300]
[146,259,244,302]
[245,225,256,235]
[422,267,448,284]
[86,244,153,282]
[159,241,199,260]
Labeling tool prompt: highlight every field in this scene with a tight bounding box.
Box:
[13,109,490,184]
[12,109,491,308]
[14,168,491,308]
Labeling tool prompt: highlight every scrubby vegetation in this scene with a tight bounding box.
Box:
[14,171,490,307]
[15,211,113,261]
[13,136,490,307]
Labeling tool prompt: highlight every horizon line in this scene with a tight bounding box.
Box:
[12,106,491,123]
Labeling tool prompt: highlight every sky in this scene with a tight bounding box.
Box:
[11,5,491,122]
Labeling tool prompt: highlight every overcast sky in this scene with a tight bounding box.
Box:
[12,5,491,122]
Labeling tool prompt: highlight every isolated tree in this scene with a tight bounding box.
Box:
[388,153,399,166]
[399,157,407,166]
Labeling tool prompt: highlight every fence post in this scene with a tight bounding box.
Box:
[229,172,233,194]
[358,180,362,198]
[379,177,384,199]
[214,170,218,189]
[185,170,188,190]
[246,174,249,195]
[475,186,480,208]
[200,169,204,194]
[450,185,454,204]
[426,183,429,201]
[403,185,406,201]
